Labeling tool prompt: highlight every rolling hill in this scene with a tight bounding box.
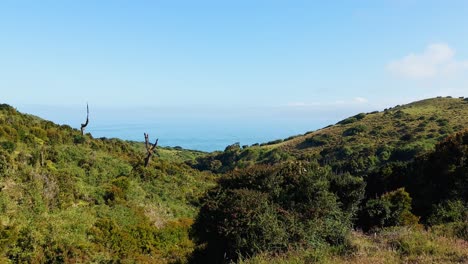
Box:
[193,97,468,175]
[0,98,466,263]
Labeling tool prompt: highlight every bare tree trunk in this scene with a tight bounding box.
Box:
[144,133,158,167]
[80,103,89,135]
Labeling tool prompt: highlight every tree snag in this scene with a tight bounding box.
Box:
[144,133,158,167]
[80,103,89,135]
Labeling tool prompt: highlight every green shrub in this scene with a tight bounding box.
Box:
[0,150,11,177]
[428,200,467,225]
[329,173,365,216]
[360,188,419,230]
[73,135,86,144]
[191,162,352,262]
[337,117,357,125]
[382,188,419,227]
[343,125,367,137]
[30,127,47,140]
[0,141,16,153]
[301,134,330,148]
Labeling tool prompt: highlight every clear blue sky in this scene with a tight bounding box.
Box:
[1,0,468,118]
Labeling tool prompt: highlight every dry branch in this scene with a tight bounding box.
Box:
[144,133,158,167]
[80,103,89,135]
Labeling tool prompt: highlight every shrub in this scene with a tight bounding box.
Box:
[382,188,419,227]
[428,200,467,225]
[343,125,367,137]
[354,113,367,120]
[73,135,86,144]
[0,150,11,177]
[47,128,63,144]
[328,173,365,216]
[337,117,357,125]
[30,127,47,140]
[362,198,392,229]
[300,134,330,148]
[265,139,283,145]
[0,141,16,153]
[191,162,352,262]
[360,188,419,231]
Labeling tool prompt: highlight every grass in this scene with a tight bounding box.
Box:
[239,227,468,264]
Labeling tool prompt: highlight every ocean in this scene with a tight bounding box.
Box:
[88,118,332,152]
[17,105,342,152]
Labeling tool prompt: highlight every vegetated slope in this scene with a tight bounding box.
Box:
[0,104,215,263]
[189,97,468,263]
[193,97,468,175]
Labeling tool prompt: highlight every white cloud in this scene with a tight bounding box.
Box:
[387,43,468,79]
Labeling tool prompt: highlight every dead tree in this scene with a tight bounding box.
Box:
[80,103,89,135]
[144,133,158,167]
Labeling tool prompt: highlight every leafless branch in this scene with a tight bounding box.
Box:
[144,133,158,167]
[80,103,89,135]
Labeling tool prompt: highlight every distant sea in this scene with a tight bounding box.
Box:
[16,105,344,152]
[88,118,333,152]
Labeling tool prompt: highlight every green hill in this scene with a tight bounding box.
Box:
[0,104,215,262]
[193,97,468,175]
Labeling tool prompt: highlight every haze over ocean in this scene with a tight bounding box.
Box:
[15,104,353,151]
[88,118,331,152]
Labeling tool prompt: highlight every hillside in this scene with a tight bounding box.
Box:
[0,104,215,262]
[193,97,468,175]
[189,97,467,263]
[0,99,466,263]
[275,97,468,155]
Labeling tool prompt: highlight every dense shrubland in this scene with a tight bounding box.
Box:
[189,98,467,262]
[0,98,467,263]
[0,104,215,262]
[191,162,362,262]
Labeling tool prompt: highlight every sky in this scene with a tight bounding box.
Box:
[1,0,468,149]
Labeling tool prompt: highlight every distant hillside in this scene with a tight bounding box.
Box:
[0,103,215,262]
[193,97,468,175]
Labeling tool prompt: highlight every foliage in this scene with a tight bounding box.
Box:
[0,104,216,262]
[191,162,355,262]
[359,188,419,231]
[427,200,467,225]
[1,97,467,263]
[406,129,468,221]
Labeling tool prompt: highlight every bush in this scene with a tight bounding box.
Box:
[343,125,367,137]
[382,188,419,227]
[30,127,47,140]
[354,113,367,120]
[360,188,419,231]
[73,135,86,144]
[0,141,16,153]
[300,134,330,148]
[191,162,352,262]
[328,173,365,216]
[0,150,11,177]
[428,200,467,225]
[337,117,357,125]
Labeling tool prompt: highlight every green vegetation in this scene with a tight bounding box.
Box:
[0,104,215,262]
[0,97,467,263]
[191,162,357,262]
